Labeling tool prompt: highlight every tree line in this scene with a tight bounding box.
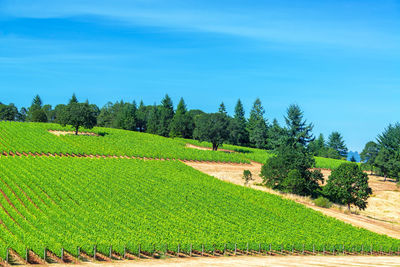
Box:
[361,124,400,182]
[1,94,349,158]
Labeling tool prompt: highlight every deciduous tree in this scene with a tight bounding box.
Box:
[324,163,372,211]
[193,112,229,151]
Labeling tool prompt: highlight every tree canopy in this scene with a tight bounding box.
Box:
[328,131,348,158]
[284,104,314,148]
[193,112,229,151]
[57,95,97,135]
[324,163,372,211]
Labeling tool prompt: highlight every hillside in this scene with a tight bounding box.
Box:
[0,122,399,263]
[0,121,349,169]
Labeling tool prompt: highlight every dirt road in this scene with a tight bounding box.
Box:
[51,256,400,267]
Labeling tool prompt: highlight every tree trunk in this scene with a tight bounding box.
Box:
[212,143,218,151]
[347,203,351,212]
[384,173,387,182]
[75,127,79,135]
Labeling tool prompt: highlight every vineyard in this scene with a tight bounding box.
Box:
[184,139,350,169]
[0,157,399,263]
[0,121,350,169]
[0,121,399,264]
[0,121,249,163]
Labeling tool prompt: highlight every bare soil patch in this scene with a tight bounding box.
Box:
[46,256,400,267]
[48,130,99,136]
[186,144,236,153]
[184,161,400,239]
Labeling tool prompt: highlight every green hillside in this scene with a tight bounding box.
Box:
[0,121,349,169]
[0,121,249,163]
[0,157,398,261]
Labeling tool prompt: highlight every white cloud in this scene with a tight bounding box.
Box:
[1,0,399,51]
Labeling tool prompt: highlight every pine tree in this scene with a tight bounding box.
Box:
[229,99,249,146]
[218,102,227,115]
[136,100,147,132]
[69,93,78,104]
[267,119,286,150]
[158,94,174,137]
[27,94,47,122]
[284,104,314,148]
[247,98,268,148]
[146,104,160,135]
[169,98,194,138]
[328,131,348,158]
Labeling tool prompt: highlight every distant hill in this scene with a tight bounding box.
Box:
[347,151,361,162]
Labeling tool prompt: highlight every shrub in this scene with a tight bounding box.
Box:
[313,196,332,208]
[242,169,253,185]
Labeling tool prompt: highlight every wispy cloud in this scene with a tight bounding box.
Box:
[1,0,399,51]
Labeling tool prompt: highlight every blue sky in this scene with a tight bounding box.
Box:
[1,0,399,151]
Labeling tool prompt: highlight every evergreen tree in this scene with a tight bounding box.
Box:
[158,94,174,137]
[284,104,314,148]
[69,93,78,104]
[267,119,286,150]
[309,133,326,155]
[146,104,160,135]
[229,99,249,146]
[374,148,400,181]
[374,123,400,181]
[247,98,268,148]
[27,95,48,122]
[136,100,147,132]
[328,131,348,158]
[360,141,379,173]
[260,144,323,196]
[218,102,227,115]
[169,98,194,138]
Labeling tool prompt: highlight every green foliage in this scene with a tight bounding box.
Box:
[247,98,268,149]
[360,141,379,173]
[58,96,97,134]
[324,163,372,210]
[146,104,160,134]
[267,119,286,150]
[158,94,174,137]
[328,131,348,158]
[375,124,400,181]
[260,145,322,196]
[193,113,229,150]
[169,98,194,138]
[0,103,19,121]
[313,197,333,208]
[0,157,397,260]
[284,104,314,148]
[27,95,48,122]
[229,99,249,146]
[97,100,137,131]
[31,109,48,122]
[242,169,253,185]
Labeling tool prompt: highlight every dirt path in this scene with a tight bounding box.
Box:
[186,144,236,153]
[184,161,400,239]
[49,256,400,267]
[48,130,99,136]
